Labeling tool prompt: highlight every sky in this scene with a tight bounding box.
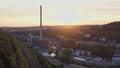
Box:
[0,0,120,27]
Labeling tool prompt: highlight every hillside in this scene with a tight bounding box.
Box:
[101,21,120,41]
[103,21,120,31]
[2,21,120,42]
[0,29,29,68]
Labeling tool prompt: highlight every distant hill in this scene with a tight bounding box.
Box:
[100,21,120,42]
[0,29,29,68]
[103,21,120,31]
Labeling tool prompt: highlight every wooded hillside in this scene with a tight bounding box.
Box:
[0,29,29,68]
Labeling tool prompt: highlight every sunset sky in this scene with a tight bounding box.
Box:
[0,0,120,27]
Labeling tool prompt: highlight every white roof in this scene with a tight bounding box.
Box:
[40,52,50,56]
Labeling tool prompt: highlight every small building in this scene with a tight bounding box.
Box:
[37,51,63,68]
[112,54,120,63]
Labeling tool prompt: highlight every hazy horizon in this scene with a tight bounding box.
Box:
[0,22,111,27]
[0,0,120,27]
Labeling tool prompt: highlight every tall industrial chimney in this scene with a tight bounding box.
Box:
[40,5,42,40]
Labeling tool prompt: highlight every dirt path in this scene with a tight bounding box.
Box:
[20,42,43,68]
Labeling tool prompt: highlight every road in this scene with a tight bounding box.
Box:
[20,42,43,68]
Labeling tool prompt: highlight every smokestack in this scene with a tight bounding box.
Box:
[40,5,42,40]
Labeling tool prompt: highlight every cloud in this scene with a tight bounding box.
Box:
[0,7,39,17]
[82,0,120,15]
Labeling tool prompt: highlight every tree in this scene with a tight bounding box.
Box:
[61,48,72,63]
